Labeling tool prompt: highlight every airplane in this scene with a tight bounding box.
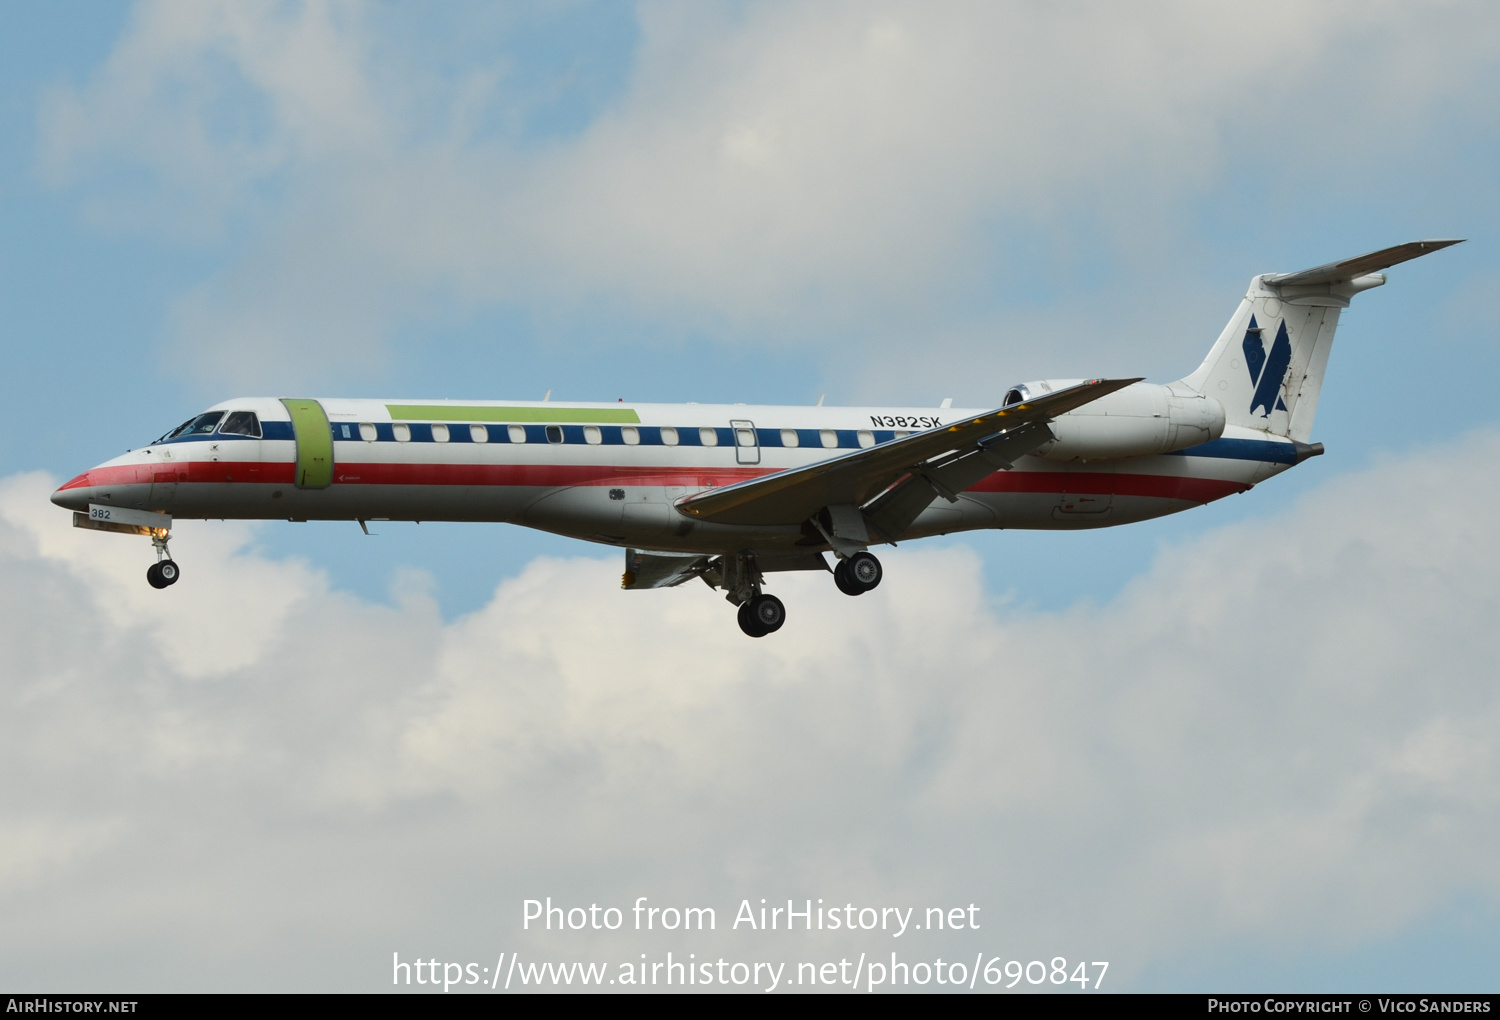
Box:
[52,240,1461,637]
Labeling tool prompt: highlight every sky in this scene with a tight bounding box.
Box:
[1,0,1499,993]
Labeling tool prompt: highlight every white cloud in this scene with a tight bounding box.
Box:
[37,0,382,236]
[2,432,1499,988]
[37,0,1500,389]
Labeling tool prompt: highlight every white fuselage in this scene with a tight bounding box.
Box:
[53,395,1294,555]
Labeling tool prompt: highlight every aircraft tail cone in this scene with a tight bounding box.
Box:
[1293,441,1324,464]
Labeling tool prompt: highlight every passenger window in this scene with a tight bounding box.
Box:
[219,411,262,438]
[780,429,799,447]
[432,423,450,443]
[893,430,911,440]
[699,427,719,447]
[857,430,875,448]
[359,423,377,442]
[339,423,354,440]
[508,425,526,443]
[470,424,488,443]
[621,426,640,446]
[661,427,679,446]
[819,429,838,449]
[546,425,564,444]
[736,428,755,447]
[393,424,411,443]
[584,425,602,445]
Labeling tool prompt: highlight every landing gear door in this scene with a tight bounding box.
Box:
[730,419,760,465]
[148,459,178,505]
[281,399,335,489]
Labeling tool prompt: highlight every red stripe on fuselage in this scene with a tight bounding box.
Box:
[60,462,298,488]
[67,459,1248,503]
[324,463,776,488]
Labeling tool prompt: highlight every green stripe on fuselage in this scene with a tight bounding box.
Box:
[281,398,334,489]
[385,404,642,424]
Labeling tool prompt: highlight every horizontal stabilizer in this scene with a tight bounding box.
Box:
[1263,239,1463,287]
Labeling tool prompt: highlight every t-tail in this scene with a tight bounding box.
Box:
[1180,240,1463,441]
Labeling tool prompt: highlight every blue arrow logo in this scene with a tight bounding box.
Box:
[1242,315,1290,417]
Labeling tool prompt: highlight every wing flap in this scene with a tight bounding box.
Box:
[622,549,711,589]
[676,377,1140,527]
[864,420,1057,541]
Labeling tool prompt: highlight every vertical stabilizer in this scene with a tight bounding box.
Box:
[1180,240,1462,442]
[1182,286,1343,441]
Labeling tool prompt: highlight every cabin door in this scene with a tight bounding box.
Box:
[281,399,335,489]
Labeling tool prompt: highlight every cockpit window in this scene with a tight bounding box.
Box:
[164,412,225,440]
[218,411,262,438]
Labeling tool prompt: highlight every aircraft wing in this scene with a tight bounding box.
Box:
[675,377,1142,530]
[1263,239,1463,287]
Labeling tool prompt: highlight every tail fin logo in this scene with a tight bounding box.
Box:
[1242,315,1290,418]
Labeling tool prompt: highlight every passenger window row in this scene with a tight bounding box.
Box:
[340,424,902,449]
[154,414,910,450]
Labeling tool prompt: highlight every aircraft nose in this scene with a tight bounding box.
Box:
[51,474,92,511]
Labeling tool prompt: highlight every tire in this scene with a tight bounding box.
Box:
[146,563,169,589]
[749,594,785,634]
[847,552,882,592]
[737,600,767,638]
[833,560,863,596]
[158,560,180,586]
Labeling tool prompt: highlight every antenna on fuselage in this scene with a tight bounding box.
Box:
[543,389,551,402]
[817,394,825,406]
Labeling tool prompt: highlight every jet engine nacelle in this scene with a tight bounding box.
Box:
[1004,380,1226,462]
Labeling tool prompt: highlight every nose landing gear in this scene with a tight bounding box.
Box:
[146,529,180,589]
[146,560,180,589]
[833,551,882,596]
[68,505,181,589]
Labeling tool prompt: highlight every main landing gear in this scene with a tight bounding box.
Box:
[710,549,882,637]
[707,552,787,638]
[833,551,882,596]
[737,594,786,638]
[146,530,180,589]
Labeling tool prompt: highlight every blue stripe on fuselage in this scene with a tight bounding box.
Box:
[317,423,894,449]
[154,420,908,450]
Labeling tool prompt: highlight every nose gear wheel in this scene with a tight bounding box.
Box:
[147,560,180,588]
